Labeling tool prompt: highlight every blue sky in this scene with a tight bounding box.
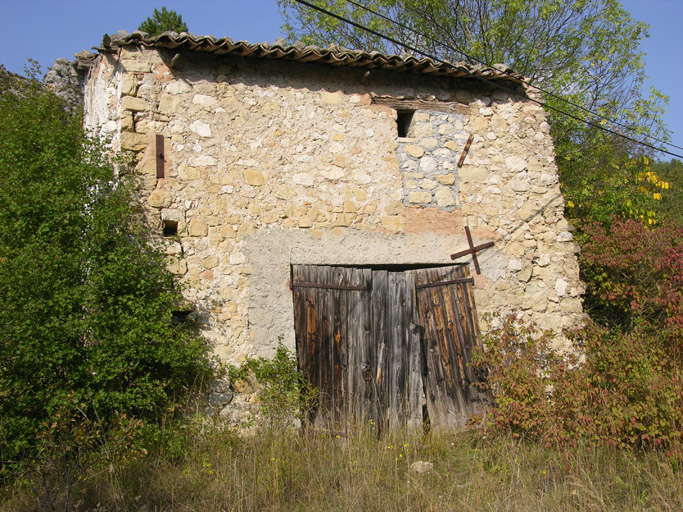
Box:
[0,0,680,161]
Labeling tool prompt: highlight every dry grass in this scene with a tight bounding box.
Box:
[3,423,683,511]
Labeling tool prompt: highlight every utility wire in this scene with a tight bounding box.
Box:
[291,0,683,160]
[342,0,683,154]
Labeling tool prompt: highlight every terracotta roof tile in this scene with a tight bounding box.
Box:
[88,31,523,83]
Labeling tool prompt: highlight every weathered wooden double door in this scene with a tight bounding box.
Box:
[291,264,490,432]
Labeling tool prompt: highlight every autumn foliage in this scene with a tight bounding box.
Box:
[473,214,683,456]
[580,219,683,337]
[472,316,683,457]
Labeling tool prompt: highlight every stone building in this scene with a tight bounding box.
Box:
[81,32,583,426]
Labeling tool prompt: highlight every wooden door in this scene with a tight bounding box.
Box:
[371,270,423,431]
[291,265,373,429]
[412,266,490,431]
[292,264,488,432]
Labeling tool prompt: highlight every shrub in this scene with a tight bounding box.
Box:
[21,393,144,512]
[472,315,683,457]
[0,71,213,464]
[579,218,683,338]
[227,342,318,429]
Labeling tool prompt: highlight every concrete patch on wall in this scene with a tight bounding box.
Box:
[241,227,480,358]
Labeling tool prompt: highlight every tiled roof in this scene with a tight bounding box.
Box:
[88,31,523,83]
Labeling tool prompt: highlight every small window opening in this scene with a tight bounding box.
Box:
[171,310,191,325]
[163,220,178,237]
[397,110,414,138]
[171,300,194,325]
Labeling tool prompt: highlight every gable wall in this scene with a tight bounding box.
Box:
[84,46,583,370]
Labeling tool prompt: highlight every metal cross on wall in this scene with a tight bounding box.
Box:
[450,226,495,275]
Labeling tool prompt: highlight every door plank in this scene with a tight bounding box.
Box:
[372,270,389,431]
[404,271,424,432]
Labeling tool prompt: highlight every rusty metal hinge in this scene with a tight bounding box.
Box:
[290,281,370,292]
[457,133,474,167]
[415,277,474,290]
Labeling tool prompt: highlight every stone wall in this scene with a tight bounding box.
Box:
[84,46,583,378]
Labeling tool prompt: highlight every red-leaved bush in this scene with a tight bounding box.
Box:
[580,219,683,339]
[472,315,683,458]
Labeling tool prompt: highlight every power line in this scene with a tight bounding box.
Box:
[342,0,683,154]
[291,0,683,160]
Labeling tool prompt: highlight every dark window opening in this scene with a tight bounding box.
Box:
[163,220,178,237]
[171,310,191,325]
[397,110,414,138]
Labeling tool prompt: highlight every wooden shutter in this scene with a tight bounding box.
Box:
[292,265,373,429]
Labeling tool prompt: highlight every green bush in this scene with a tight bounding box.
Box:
[0,71,213,464]
[228,342,318,429]
[21,393,144,512]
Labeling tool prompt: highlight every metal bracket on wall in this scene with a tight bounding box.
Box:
[156,134,165,179]
[457,133,474,167]
[289,281,370,292]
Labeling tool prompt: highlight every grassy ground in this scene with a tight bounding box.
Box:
[3,423,683,512]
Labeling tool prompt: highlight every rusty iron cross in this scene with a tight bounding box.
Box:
[450,226,495,275]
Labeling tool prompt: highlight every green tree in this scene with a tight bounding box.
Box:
[137,6,188,36]
[652,159,683,224]
[0,71,212,461]
[279,0,671,223]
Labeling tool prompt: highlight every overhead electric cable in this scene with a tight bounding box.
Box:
[342,0,683,154]
[291,0,683,160]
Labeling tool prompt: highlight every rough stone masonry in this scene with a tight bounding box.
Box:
[81,33,584,418]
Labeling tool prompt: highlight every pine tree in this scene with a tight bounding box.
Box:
[138,6,188,36]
